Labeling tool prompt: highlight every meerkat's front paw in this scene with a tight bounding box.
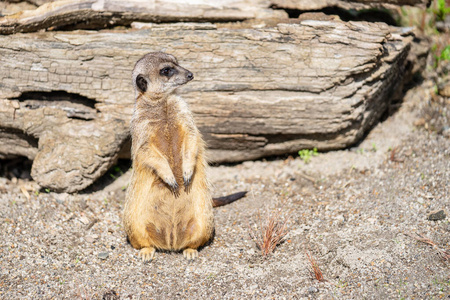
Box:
[162,174,179,192]
[139,247,156,262]
[183,169,193,188]
[183,248,198,261]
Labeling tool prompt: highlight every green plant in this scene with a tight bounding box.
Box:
[109,165,124,180]
[440,45,450,61]
[298,147,318,163]
[431,0,450,21]
[114,166,123,174]
[432,44,450,69]
[336,279,348,288]
[371,142,377,152]
[432,278,450,292]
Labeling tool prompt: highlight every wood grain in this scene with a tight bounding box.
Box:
[271,0,431,10]
[0,0,286,34]
[0,21,411,191]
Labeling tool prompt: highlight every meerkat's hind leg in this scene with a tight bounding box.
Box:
[183,248,198,261]
[139,247,156,262]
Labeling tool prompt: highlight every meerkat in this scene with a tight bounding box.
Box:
[123,52,245,262]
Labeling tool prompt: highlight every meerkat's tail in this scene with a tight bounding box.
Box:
[212,191,247,208]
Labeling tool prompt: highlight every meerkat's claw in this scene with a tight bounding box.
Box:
[169,182,180,197]
[170,181,179,191]
[183,173,192,188]
[183,248,198,261]
[164,177,179,192]
[139,247,156,262]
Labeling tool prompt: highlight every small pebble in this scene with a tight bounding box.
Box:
[427,210,446,221]
[102,289,119,300]
[442,126,450,138]
[98,252,109,260]
[308,286,319,293]
[84,234,99,243]
[79,216,90,225]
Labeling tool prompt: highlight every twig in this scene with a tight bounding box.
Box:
[86,218,99,230]
[298,172,316,183]
[390,146,404,163]
[20,186,30,200]
[405,232,450,261]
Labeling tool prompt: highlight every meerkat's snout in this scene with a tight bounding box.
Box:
[171,66,194,86]
[186,71,194,81]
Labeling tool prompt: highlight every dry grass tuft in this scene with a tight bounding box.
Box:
[406,232,450,261]
[249,209,289,257]
[305,250,325,282]
[390,146,404,163]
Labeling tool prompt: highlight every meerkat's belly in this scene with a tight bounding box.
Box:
[128,168,212,251]
[146,190,191,249]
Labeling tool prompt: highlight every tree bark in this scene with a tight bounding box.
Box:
[271,0,431,10]
[0,0,286,34]
[0,20,412,192]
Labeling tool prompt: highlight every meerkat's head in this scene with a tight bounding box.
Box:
[132,52,194,100]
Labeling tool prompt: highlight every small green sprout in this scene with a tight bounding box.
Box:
[298,147,318,163]
[371,143,377,152]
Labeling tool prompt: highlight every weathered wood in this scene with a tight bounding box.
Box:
[0,1,37,16]
[0,21,411,192]
[0,0,286,34]
[271,0,431,10]
[5,0,48,4]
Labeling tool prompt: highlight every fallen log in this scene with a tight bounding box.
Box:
[0,20,411,192]
[0,0,286,34]
[271,0,431,10]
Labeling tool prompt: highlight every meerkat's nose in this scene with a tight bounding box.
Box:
[187,72,194,81]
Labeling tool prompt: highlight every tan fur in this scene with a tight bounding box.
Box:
[123,52,213,261]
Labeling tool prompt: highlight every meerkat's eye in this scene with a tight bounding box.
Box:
[160,67,175,77]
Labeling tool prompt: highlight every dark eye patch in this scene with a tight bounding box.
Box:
[160,66,176,77]
[136,74,147,92]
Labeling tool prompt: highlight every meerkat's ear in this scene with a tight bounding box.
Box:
[136,75,148,93]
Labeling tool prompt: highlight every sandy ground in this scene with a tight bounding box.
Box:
[0,77,449,299]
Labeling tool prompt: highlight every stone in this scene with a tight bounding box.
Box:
[427,210,446,221]
[98,252,109,260]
